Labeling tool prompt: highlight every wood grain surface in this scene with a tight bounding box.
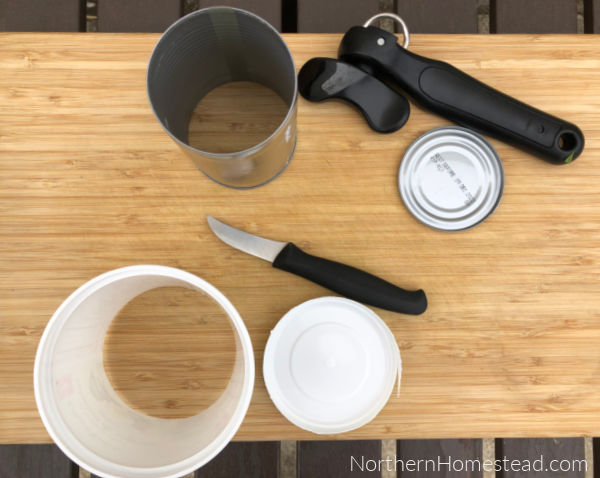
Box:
[103,286,236,419]
[188,82,288,154]
[1,33,600,443]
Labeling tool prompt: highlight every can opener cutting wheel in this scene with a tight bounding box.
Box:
[298,13,585,164]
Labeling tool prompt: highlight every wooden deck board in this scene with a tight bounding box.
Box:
[396,0,478,33]
[0,0,84,32]
[297,440,381,477]
[396,439,482,477]
[97,0,182,33]
[490,0,578,33]
[496,438,586,477]
[0,445,78,478]
[194,442,280,478]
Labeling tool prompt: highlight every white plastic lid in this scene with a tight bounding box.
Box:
[263,297,401,434]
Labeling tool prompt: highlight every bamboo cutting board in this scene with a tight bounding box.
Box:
[1,33,600,443]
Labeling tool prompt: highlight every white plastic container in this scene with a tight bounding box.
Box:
[263,297,401,434]
[34,265,254,478]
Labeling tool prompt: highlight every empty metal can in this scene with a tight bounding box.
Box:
[147,7,298,189]
[399,127,504,231]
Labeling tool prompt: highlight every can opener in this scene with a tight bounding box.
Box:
[298,13,585,164]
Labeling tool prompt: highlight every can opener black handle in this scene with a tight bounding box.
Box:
[338,18,585,164]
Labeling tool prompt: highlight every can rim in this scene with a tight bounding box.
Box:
[399,126,505,232]
[146,6,299,162]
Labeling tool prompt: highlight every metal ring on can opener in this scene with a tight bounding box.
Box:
[363,13,410,49]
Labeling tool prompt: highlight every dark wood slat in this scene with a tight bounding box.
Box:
[97,0,182,32]
[584,0,600,32]
[297,440,381,478]
[490,0,577,33]
[396,0,478,33]
[0,445,78,478]
[396,439,482,477]
[593,438,600,478]
[195,441,280,478]
[282,0,297,32]
[0,0,84,32]
[197,0,282,31]
[297,0,378,33]
[496,438,585,477]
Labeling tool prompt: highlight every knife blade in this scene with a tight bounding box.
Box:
[207,216,427,315]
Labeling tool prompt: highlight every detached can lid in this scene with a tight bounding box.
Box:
[263,297,401,435]
[399,126,504,231]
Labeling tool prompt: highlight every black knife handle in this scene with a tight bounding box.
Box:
[272,243,427,315]
[339,26,585,164]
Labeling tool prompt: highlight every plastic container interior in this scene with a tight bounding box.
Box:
[34,265,254,478]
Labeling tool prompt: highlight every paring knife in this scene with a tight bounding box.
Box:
[207,216,427,315]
